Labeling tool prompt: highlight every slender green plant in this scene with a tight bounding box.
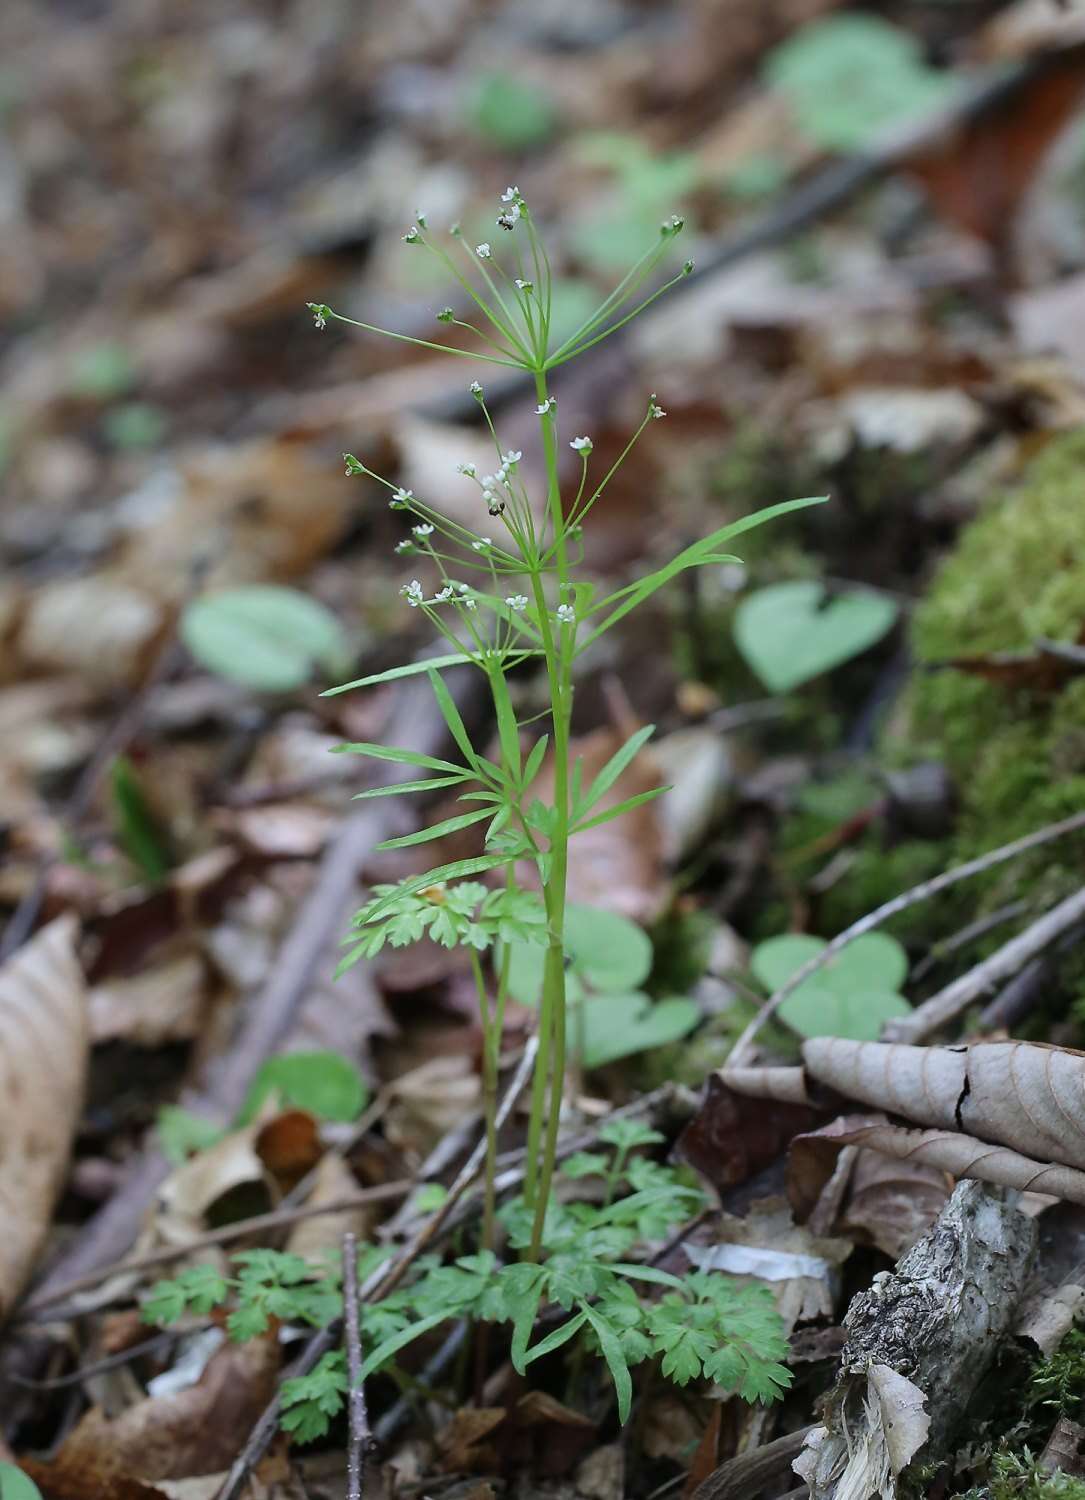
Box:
[310,187,823,1261]
[143,191,822,1438]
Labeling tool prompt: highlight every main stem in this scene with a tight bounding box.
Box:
[524,367,572,1262]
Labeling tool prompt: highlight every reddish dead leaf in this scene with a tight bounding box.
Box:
[935,628,1085,695]
[676,1072,824,1195]
[255,1110,322,1188]
[502,1391,596,1478]
[907,46,1085,256]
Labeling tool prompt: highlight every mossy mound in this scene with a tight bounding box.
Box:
[896,428,1085,914]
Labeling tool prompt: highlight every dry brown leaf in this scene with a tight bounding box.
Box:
[89,950,208,1048]
[676,1071,824,1194]
[17,575,164,688]
[286,1151,377,1261]
[0,914,88,1319]
[801,1038,1085,1172]
[29,1335,280,1484]
[794,1118,1085,1208]
[436,1407,506,1473]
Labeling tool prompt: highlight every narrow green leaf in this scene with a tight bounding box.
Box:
[375,806,494,851]
[487,665,522,781]
[352,774,471,801]
[609,1263,687,1290]
[522,1309,588,1366]
[428,669,484,775]
[332,741,465,775]
[579,725,655,816]
[322,653,476,696]
[572,785,670,834]
[522,734,549,793]
[359,1310,450,1381]
[580,496,828,649]
[582,1303,633,1424]
[510,1284,545,1374]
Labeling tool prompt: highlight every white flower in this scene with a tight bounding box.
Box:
[569,436,593,454]
[556,604,576,624]
[309,303,328,330]
[470,381,484,398]
[535,397,555,416]
[472,537,492,552]
[390,486,414,509]
[415,209,428,228]
[497,205,521,229]
[649,400,666,420]
[475,242,492,259]
[434,585,454,602]
[514,278,533,292]
[501,185,520,203]
[455,582,471,593]
[400,580,424,607]
[502,450,522,466]
[482,473,501,489]
[402,226,421,244]
[412,523,434,538]
[463,596,478,610]
[456,462,477,477]
[505,595,528,612]
[394,540,415,555]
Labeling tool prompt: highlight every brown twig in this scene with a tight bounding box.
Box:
[728,811,1085,1065]
[16,1180,413,1321]
[342,1233,368,1500]
[884,884,1085,1043]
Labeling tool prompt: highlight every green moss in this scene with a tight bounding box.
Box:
[959,1451,1085,1500]
[891,430,1085,917]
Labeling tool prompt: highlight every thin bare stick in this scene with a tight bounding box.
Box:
[728,810,1085,1065]
[884,884,1085,1043]
[17,1180,412,1320]
[342,1233,368,1500]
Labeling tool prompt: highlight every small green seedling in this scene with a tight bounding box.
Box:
[751,930,911,1040]
[505,904,699,1068]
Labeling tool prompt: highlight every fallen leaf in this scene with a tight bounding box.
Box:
[676,1071,824,1195]
[89,950,208,1048]
[27,1335,279,1484]
[17,576,164,688]
[0,915,88,1319]
[436,1407,506,1473]
[287,1152,378,1262]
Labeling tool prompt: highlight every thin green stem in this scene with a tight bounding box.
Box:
[525,367,573,1262]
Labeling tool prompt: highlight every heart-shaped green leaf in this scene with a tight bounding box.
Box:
[734,581,898,693]
[750,932,910,1041]
[182,586,349,693]
[238,1052,368,1125]
[578,992,700,1069]
[506,904,652,1006]
[0,1465,44,1500]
